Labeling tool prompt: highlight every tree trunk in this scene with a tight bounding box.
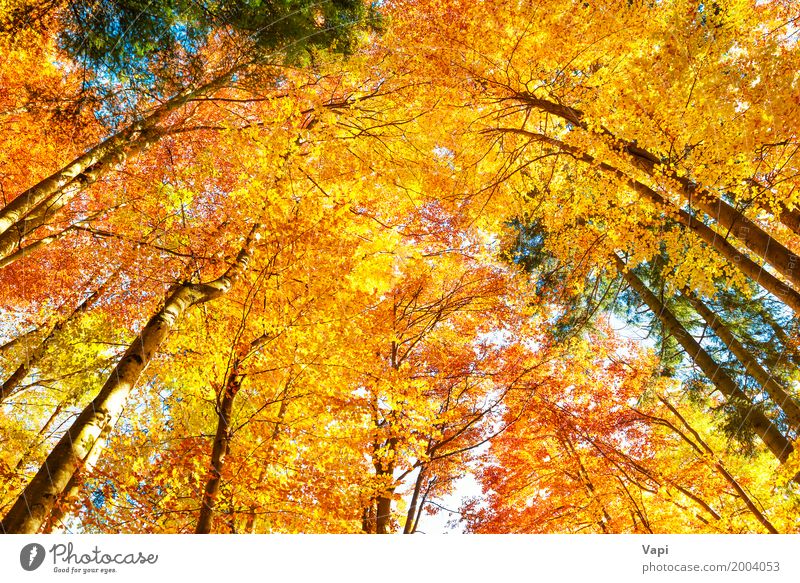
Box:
[513,96,800,292]
[372,435,398,534]
[0,131,163,262]
[0,224,74,269]
[410,478,435,534]
[496,128,800,315]
[614,255,793,464]
[375,494,393,534]
[196,367,242,534]
[41,423,107,533]
[197,331,283,534]
[775,203,800,238]
[403,465,426,534]
[684,291,800,432]
[0,222,262,534]
[0,66,240,255]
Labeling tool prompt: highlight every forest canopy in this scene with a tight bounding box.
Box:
[1,0,800,534]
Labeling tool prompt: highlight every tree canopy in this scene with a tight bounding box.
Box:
[1,0,800,534]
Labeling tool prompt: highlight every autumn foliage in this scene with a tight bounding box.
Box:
[1,0,800,534]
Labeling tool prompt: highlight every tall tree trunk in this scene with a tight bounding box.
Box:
[196,331,282,534]
[496,127,800,314]
[0,222,262,534]
[776,204,800,238]
[41,422,106,534]
[0,66,240,254]
[375,493,393,535]
[519,94,800,238]
[196,365,243,534]
[410,477,435,534]
[684,291,800,431]
[0,224,75,269]
[614,255,793,464]
[0,131,162,262]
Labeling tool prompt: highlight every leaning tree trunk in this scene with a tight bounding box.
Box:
[0,222,263,534]
[614,255,793,464]
[409,478,433,534]
[775,204,800,238]
[41,422,107,534]
[499,128,800,315]
[683,291,800,432]
[0,131,164,263]
[0,66,240,259]
[520,94,800,243]
[195,329,277,534]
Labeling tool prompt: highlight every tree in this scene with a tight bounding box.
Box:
[3,0,800,535]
